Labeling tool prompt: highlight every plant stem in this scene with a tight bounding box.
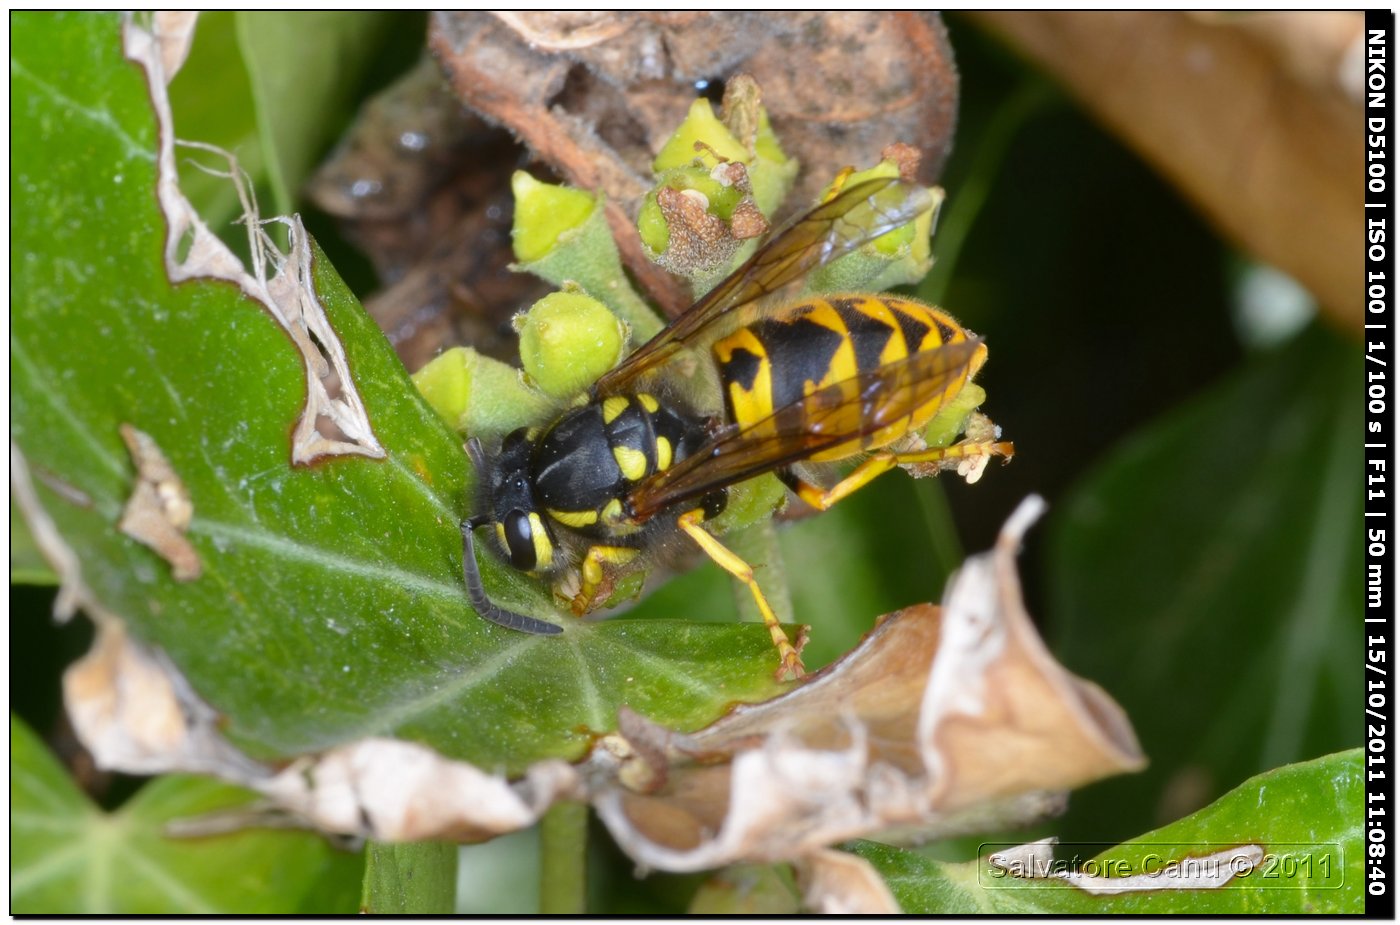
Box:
[725,517,794,627]
[538,801,588,914]
[921,79,1052,305]
[914,479,964,583]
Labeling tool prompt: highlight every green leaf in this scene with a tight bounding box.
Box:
[851,749,1362,913]
[11,12,786,779]
[11,493,56,584]
[361,840,457,914]
[169,12,403,233]
[11,714,360,914]
[234,11,397,216]
[1046,325,1362,842]
[166,11,265,230]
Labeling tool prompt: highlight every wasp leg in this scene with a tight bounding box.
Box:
[780,439,1015,511]
[779,455,899,511]
[891,436,1016,485]
[675,509,804,681]
[570,544,640,615]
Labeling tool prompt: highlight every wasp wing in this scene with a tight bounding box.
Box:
[624,338,982,521]
[591,176,935,397]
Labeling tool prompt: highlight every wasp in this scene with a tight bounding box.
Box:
[462,174,1013,678]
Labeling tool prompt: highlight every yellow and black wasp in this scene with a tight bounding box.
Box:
[462,174,1012,678]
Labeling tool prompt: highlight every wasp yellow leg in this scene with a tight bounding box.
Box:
[889,439,1016,484]
[571,544,640,616]
[675,509,804,681]
[783,439,1016,510]
[780,454,899,512]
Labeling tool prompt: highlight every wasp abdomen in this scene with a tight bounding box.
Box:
[713,295,983,462]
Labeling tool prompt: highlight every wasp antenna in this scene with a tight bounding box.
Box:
[460,522,563,635]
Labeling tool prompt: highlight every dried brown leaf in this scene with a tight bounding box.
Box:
[61,617,579,843]
[259,738,580,843]
[968,11,1364,330]
[128,20,386,463]
[117,424,201,582]
[63,621,265,780]
[428,11,958,315]
[306,60,545,369]
[588,497,1145,871]
[796,848,902,914]
[152,10,198,80]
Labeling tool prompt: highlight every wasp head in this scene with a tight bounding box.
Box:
[468,430,557,572]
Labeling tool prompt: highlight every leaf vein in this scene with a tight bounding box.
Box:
[354,635,543,735]
[117,842,222,914]
[11,57,155,163]
[11,840,89,899]
[565,634,609,731]
[193,518,471,627]
[593,631,722,700]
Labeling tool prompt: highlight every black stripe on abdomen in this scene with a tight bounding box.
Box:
[830,298,896,374]
[750,315,844,412]
[883,298,932,353]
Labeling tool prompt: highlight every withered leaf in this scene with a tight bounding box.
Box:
[60,495,1142,875]
[796,849,902,914]
[968,11,1364,329]
[428,11,958,315]
[117,424,201,582]
[588,498,1145,871]
[306,59,546,370]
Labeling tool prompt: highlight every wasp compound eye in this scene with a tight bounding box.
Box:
[502,509,537,570]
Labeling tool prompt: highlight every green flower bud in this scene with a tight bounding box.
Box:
[805,163,942,293]
[637,190,671,255]
[638,165,748,257]
[516,291,627,399]
[510,175,664,343]
[510,171,600,264]
[923,382,987,448]
[652,99,750,172]
[753,108,787,165]
[412,346,556,438]
[832,161,916,256]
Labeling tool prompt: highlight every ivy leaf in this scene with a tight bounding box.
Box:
[11,11,786,780]
[10,714,361,914]
[11,494,56,585]
[851,749,1363,914]
[1046,325,1362,842]
[234,11,397,216]
[165,10,266,229]
[169,12,400,236]
[361,841,457,914]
